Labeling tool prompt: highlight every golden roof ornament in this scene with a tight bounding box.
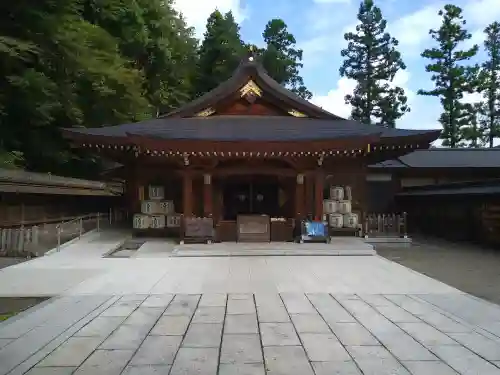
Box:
[240,80,262,98]
[288,109,308,117]
[194,107,216,117]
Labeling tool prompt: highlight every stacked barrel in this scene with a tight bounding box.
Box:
[323,186,359,229]
[133,185,181,230]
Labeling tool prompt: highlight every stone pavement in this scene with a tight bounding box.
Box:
[0,229,460,296]
[1,292,500,375]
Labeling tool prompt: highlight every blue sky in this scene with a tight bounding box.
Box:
[173,0,500,130]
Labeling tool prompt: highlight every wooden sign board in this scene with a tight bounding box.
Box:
[184,217,214,239]
[237,215,270,242]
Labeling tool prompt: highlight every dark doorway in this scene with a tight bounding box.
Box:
[223,177,280,220]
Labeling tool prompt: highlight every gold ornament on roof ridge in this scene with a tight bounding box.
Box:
[240,80,262,97]
[194,107,216,117]
[288,109,307,117]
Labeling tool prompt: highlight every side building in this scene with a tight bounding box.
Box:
[368,148,500,246]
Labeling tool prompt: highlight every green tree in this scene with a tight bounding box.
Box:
[340,0,409,127]
[194,10,245,96]
[261,19,312,99]
[462,103,482,147]
[477,21,500,147]
[418,4,479,147]
[82,0,198,115]
[0,0,150,177]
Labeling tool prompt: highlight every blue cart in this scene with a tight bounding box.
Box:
[298,220,331,244]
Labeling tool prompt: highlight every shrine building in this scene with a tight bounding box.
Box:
[62,53,440,242]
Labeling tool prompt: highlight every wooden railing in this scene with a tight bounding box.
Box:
[0,209,125,256]
[364,212,408,238]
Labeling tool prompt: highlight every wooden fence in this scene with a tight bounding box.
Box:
[363,213,408,238]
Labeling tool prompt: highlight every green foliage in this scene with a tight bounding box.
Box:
[418,4,479,147]
[261,19,312,99]
[83,0,198,114]
[0,149,24,170]
[462,104,482,147]
[0,0,199,177]
[476,21,500,147]
[340,0,409,127]
[194,10,245,96]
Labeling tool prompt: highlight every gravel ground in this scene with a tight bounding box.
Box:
[0,258,26,270]
[0,259,46,317]
[376,238,500,305]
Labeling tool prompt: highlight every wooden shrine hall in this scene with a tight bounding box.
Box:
[62,52,440,242]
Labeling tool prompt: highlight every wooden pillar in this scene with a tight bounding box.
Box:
[203,173,213,217]
[305,175,314,218]
[125,163,141,217]
[314,170,324,221]
[182,171,193,217]
[295,173,305,219]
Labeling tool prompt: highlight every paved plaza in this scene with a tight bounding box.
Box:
[0,230,500,374]
[2,292,500,375]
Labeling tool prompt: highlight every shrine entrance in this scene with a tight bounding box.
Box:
[222,176,281,220]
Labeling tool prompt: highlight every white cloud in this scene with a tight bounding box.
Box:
[172,0,248,37]
[389,4,442,56]
[300,22,355,65]
[462,92,483,104]
[310,77,357,118]
[390,0,500,56]
[463,0,500,26]
[310,70,414,120]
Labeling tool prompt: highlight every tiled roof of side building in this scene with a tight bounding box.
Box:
[370,148,500,169]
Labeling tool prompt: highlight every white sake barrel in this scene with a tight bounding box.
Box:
[328,213,344,228]
[338,200,352,214]
[323,199,338,214]
[148,185,165,200]
[141,200,160,214]
[343,213,359,228]
[330,186,344,200]
[166,215,181,228]
[344,185,352,201]
[150,215,166,229]
[159,200,174,215]
[133,214,151,229]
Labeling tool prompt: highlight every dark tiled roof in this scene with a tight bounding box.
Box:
[0,168,123,195]
[66,116,438,142]
[370,148,500,169]
[398,179,500,196]
[399,149,500,168]
[369,159,408,168]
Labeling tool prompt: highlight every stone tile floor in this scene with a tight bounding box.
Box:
[1,292,500,375]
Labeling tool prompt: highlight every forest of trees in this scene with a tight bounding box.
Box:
[0,0,499,177]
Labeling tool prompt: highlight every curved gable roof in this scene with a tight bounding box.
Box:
[162,56,343,120]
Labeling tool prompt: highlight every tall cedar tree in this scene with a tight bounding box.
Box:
[340,0,409,127]
[478,22,500,147]
[195,10,245,96]
[418,4,478,147]
[261,19,312,99]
